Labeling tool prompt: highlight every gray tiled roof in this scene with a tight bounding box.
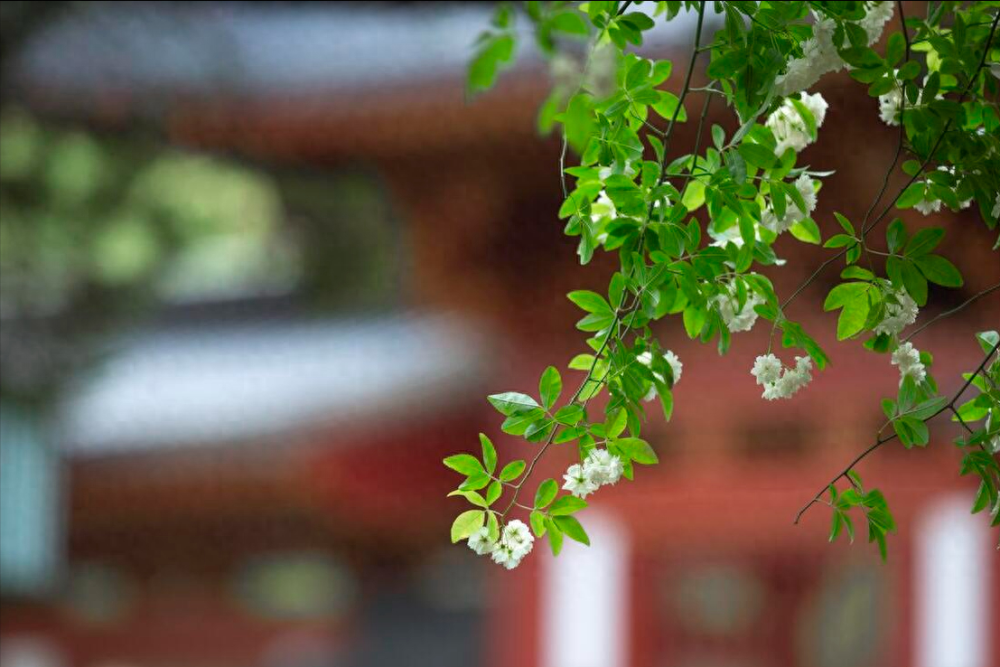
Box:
[56,313,485,455]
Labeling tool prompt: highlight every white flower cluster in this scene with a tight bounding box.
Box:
[909,168,971,216]
[751,354,814,400]
[878,83,903,126]
[765,92,829,155]
[562,448,625,499]
[875,287,919,336]
[713,282,764,333]
[891,342,926,385]
[878,75,943,127]
[993,194,1000,220]
[467,519,535,570]
[637,350,683,401]
[776,3,894,96]
[761,173,819,234]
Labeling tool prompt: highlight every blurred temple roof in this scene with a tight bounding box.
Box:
[56,313,485,456]
[11,3,699,102]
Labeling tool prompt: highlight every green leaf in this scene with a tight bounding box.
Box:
[886,32,905,65]
[485,480,502,505]
[546,518,564,555]
[488,392,541,417]
[444,454,485,476]
[468,36,515,94]
[480,433,497,475]
[789,218,821,244]
[539,366,563,410]
[886,218,907,253]
[896,182,925,209]
[530,510,547,537]
[554,404,585,425]
[459,471,491,491]
[625,58,652,90]
[450,509,485,543]
[499,459,526,482]
[550,10,590,36]
[789,98,818,140]
[914,255,963,287]
[900,259,928,305]
[829,510,844,542]
[549,496,588,515]
[534,479,558,509]
[447,489,488,507]
[904,227,944,257]
[707,49,748,78]
[487,511,500,541]
[568,290,614,314]
[615,437,658,464]
[554,515,590,545]
[738,142,778,169]
[651,91,687,122]
[824,234,857,249]
[975,331,999,355]
[834,212,855,235]
[502,409,546,436]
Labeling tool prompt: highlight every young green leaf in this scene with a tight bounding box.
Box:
[549,495,588,515]
[554,515,590,545]
[539,366,563,410]
[499,459,527,482]
[451,509,485,543]
[534,478,559,509]
[480,433,497,475]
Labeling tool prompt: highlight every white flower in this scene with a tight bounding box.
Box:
[761,174,819,234]
[766,93,828,155]
[502,520,534,559]
[714,282,763,333]
[584,449,624,486]
[878,84,903,126]
[638,349,682,401]
[875,287,919,336]
[775,16,843,95]
[752,354,783,386]
[891,342,926,384]
[490,543,519,569]
[489,520,535,569]
[776,4,891,96]
[563,463,599,499]
[993,194,1000,219]
[753,354,813,400]
[663,350,683,385]
[913,196,941,216]
[467,526,496,556]
[709,222,752,249]
[859,2,895,45]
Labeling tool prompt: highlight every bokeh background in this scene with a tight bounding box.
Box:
[0,2,997,667]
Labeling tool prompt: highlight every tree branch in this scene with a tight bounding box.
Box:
[904,283,1000,342]
[794,341,999,524]
[500,0,708,520]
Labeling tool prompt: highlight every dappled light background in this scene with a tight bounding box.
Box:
[1,3,997,667]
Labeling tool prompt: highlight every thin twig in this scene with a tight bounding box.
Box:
[794,341,999,524]
[904,283,1000,342]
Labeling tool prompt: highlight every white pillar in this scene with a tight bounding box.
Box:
[540,511,629,667]
[914,494,992,667]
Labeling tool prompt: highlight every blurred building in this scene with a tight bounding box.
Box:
[1,3,998,667]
